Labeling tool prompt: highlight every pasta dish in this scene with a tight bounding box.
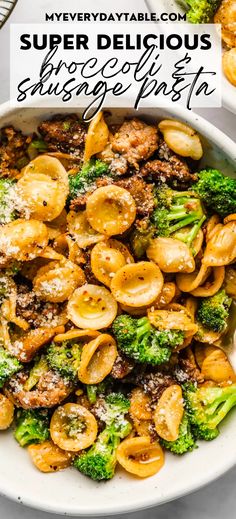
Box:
[0,111,236,481]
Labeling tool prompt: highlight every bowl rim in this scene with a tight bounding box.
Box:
[0,98,235,516]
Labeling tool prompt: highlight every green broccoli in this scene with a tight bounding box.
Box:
[86,378,113,404]
[130,222,155,259]
[47,341,82,381]
[0,178,16,224]
[0,346,22,388]
[24,355,49,391]
[197,289,232,333]
[68,159,109,201]
[180,0,221,23]
[194,169,236,218]
[183,383,236,440]
[74,393,131,480]
[152,185,206,248]
[160,413,196,454]
[112,315,184,366]
[14,409,50,447]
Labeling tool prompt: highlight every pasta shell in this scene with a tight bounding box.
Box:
[86,185,136,236]
[201,348,236,383]
[147,237,195,274]
[117,436,164,478]
[33,260,85,303]
[67,210,105,249]
[202,221,236,266]
[148,309,198,335]
[111,261,164,307]
[50,403,98,452]
[0,394,14,430]
[84,112,109,162]
[0,219,49,261]
[158,120,203,160]
[67,284,118,330]
[91,241,127,288]
[78,334,117,384]
[28,441,73,473]
[154,385,184,441]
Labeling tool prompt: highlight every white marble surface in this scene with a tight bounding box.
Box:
[0,1,235,518]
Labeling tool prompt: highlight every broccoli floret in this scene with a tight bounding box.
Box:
[161,413,196,454]
[0,346,22,388]
[183,383,236,440]
[47,341,82,381]
[112,315,184,366]
[152,185,206,248]
[74,393,131,480]
[130,222,155,259]
[0,178,16,224]
[14,409,50,447]
[24,355,49,391]
[197,289,232,333]
[86,378,113,404]
[68,159,109,201]
[183,0,221,23]
[194,169,236,218]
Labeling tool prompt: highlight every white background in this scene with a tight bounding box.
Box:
[0,1,235,518]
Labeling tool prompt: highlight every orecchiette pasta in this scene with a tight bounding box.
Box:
[154,385,184,441]
[78,334,117,384]
[147,237,195,273]
[28,441,73,472]
[111,261,164,307]
[0,219,49,261]
[67,210,105,249]
[0,394,14,430]
[201,348,236,383]
[86,185,136,236]
[202,221,236,266]
[130,388,152,421]
[158,120,203,160]
[17,156,69,222]
[148,309,198,335]
[91,241,127,287]
[117,436,165,477]
[84,112,109,162]
[50,403,98,452]
[67,284,118,329]
[33,260,86,303]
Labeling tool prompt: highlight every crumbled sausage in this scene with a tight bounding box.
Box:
[111,353,134,379]
[0,126,32,178]
[5,371,72,409]
[111,119,159,170]
[38,115,86,156]
[135,371,176,407]
[115,176,155,216]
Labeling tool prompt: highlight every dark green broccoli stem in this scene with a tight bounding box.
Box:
[14,409,50,447]
[160,413,196,454]
[0,346,22,388]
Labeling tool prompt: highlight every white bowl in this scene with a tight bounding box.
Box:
[145,0,236,115]
[0,100,236,516]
